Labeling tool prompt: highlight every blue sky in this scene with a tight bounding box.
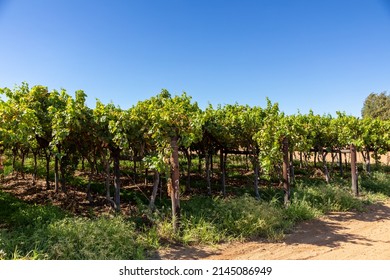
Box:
[1,0,389,116]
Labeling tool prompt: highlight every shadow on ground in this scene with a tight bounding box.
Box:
[284,202,390,248]
[151,201,390,260]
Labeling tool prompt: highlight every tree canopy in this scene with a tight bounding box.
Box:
[361,91,390,120]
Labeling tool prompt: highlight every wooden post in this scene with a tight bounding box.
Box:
[0,151,4,183]
[289,151,294,184]
[54,155,59,193]
[365,148,371,175]
[282,137,290,206]
[144,168,149,186]
[220,148,226,197]
[112,147,121,211]
[32,150,38,186]
[184,148,192,191]
[322,150,330,184]
[299,152,303,168]
[206,151,211,195]
[170,135,181,232]
[45,149,51,190]
[133,157,137,183]
[350,144,359,197]
[339,150,343,177]
[105,154,111,201]
[210,152,213,178]
[149,170,160,211]
[197,151,202,174]
[253,155,260,200]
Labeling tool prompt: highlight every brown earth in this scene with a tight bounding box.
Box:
[0,174,138,217]
[155,200,390,260]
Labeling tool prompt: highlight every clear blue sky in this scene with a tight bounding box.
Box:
[1,0,390,116]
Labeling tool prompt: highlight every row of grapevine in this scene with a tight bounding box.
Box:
[1,83,390,230]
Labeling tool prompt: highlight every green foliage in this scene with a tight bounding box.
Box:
[180,214,225,245]
[291,180,366,213]
[0,191,66,259]
[333,112,360,147]
[156,195,288,243]
[254,99,286,176]
[360,171,390,196]
[284,197,320,222]
[0,191,154,260]
[0,83,40,155]
[213,195,288,240]
[46,217,147,260]
[134,90,203,166]
[361,91,390,120]
[0,191,65,227]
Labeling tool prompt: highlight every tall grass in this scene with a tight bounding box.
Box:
[0,191,156,260]
[46,216,149,259]
[177,195,287,243]
[360,171,390,197]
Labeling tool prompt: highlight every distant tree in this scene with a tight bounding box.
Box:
[361,92,390,120]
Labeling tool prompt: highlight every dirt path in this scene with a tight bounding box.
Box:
[155,200,390,260]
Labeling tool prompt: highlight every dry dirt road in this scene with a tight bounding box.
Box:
[155,200,390,260]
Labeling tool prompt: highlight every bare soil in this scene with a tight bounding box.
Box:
[155,200,390,260]
[0,174,137,217]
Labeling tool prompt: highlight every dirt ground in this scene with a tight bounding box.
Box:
[0,174,133,217]
[155,200,390,260]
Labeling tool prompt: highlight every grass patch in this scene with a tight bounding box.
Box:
[0,191,66,227]
[291,180,366,213]
[45,216,150,259]
[156,195,290,244]
[0,191,156,260]
[360,171,390,197]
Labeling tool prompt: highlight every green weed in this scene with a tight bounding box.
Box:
[0,190,155,260]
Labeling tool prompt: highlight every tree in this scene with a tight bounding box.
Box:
[333,112,361,195]
[0,84,41,180]
[26,85,55,189]
[93,101,128,211]
[49,89,70,192]
[361,92,390,120]
[254,100,293,204]
[254,99,283,179]
[140,90,202,232]
[50,89,91,193]
[237,105,265,199]
[203,104,244,196]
